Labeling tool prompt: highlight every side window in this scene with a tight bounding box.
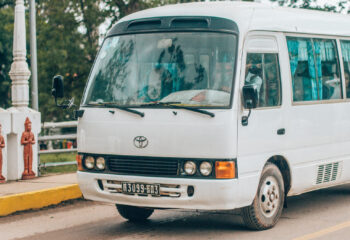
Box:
[287,38,319,101]
[244,53,282,108]
[315,39,341,100]
[340,40,350,98]
[287,37,341,102]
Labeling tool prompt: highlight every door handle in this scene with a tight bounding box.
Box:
[277,128,285,135]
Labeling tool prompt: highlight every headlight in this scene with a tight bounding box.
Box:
[200,161,212,176]
[84,156,95,169]
[96,157,106,170]
[184,161,197,175]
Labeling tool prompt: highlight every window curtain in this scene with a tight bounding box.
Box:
[287,39,299,93]
[309,41,322,100]
[287,39,319,101]
[287,40,299,76]
[319,41,335,61]
[341,41,350,62]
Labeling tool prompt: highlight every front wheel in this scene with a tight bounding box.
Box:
[116,204,154,222]
[241,163,285,230]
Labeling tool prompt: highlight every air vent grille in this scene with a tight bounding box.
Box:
[171,19,209,28]
[332,162,339,181]
[316,165,324,184]
[316,162,340,184]
[127,20,161,31]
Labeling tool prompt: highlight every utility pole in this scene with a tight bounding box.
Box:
[30,0,39,111]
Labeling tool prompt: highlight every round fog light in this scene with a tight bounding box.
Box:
[85,156,95,169]
[184,161,197,175]
[200,161,212,176]
[96,157,106,170]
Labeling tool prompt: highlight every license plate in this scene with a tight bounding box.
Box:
[122,182,160,196]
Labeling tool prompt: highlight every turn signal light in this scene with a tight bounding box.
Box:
[215,161,236,179]
[76,154,83,171]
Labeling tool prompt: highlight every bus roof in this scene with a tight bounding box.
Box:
[118,1,350,37]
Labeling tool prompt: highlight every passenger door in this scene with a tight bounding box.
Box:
[237,33,286,202]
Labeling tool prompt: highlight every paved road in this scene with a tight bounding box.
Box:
[1,184,350,240]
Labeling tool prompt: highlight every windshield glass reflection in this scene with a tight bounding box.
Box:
[83,32,237,108]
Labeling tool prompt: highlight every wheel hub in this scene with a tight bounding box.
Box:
[259,176,280,218]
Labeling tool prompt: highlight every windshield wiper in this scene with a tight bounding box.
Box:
[86,102,144,117]
[141,102,215,118]
[140,101,181,107]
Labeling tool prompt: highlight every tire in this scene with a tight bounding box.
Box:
[241,163,285,230]
[116,204,154,222]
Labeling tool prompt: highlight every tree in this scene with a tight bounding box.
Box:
[35,0,211,121]
[0,0,13,8]
[1,0,231,120]
[0,4,13,109]
[103,0,206,28]
[35,0,108,121]
[269,0,346,12]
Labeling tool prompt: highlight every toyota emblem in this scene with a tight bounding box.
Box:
[133,136,149,148]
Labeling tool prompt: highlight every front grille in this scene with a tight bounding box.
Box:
[108,157,179,176]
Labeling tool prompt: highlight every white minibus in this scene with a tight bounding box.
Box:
[52,2,350,230]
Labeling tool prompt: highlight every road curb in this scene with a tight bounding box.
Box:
[0,184,82,217]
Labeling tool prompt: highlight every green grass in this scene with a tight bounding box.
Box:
[40,165,77,175]
[39,152,77,175]
[40,152,76,163]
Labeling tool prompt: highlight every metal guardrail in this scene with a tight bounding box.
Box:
[40,161,77,168]
[39,121,78,170]
[39,134,77,141]
[42,121,78,129]
[39,148,78,154]
[39,121,78,155]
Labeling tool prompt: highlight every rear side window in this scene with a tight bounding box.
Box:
[244,53,282,107]
[287,37,341,102]
[340,40,350,98]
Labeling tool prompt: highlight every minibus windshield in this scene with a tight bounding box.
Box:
[83,32,237,108]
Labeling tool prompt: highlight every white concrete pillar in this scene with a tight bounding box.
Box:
[0,109,11,183]
[7,109,40,180]
[7,0,41,180]
[9,0,31,107]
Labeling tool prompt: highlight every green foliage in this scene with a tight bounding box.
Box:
[40,152,76,163]
[104,0,206,28]
[0,6,13,108]
[270,0,347,12]
[0,0,13,8]
[36,0,107,122]
[40,165,77,175]
[0,0,231,120]
[1,0,346,119]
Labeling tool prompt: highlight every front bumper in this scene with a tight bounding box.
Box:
[77,171,245,210]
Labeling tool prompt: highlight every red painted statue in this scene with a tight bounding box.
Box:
[21,118,35,180]
[0,123,5,183]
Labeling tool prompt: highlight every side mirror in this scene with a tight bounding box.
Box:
[242,84,258,109]
[52,75,64,99]
[242,84,258,126]
[50,75,83,119]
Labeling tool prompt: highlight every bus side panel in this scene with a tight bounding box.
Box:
[285,103,350,195]
[279,33,350,195]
